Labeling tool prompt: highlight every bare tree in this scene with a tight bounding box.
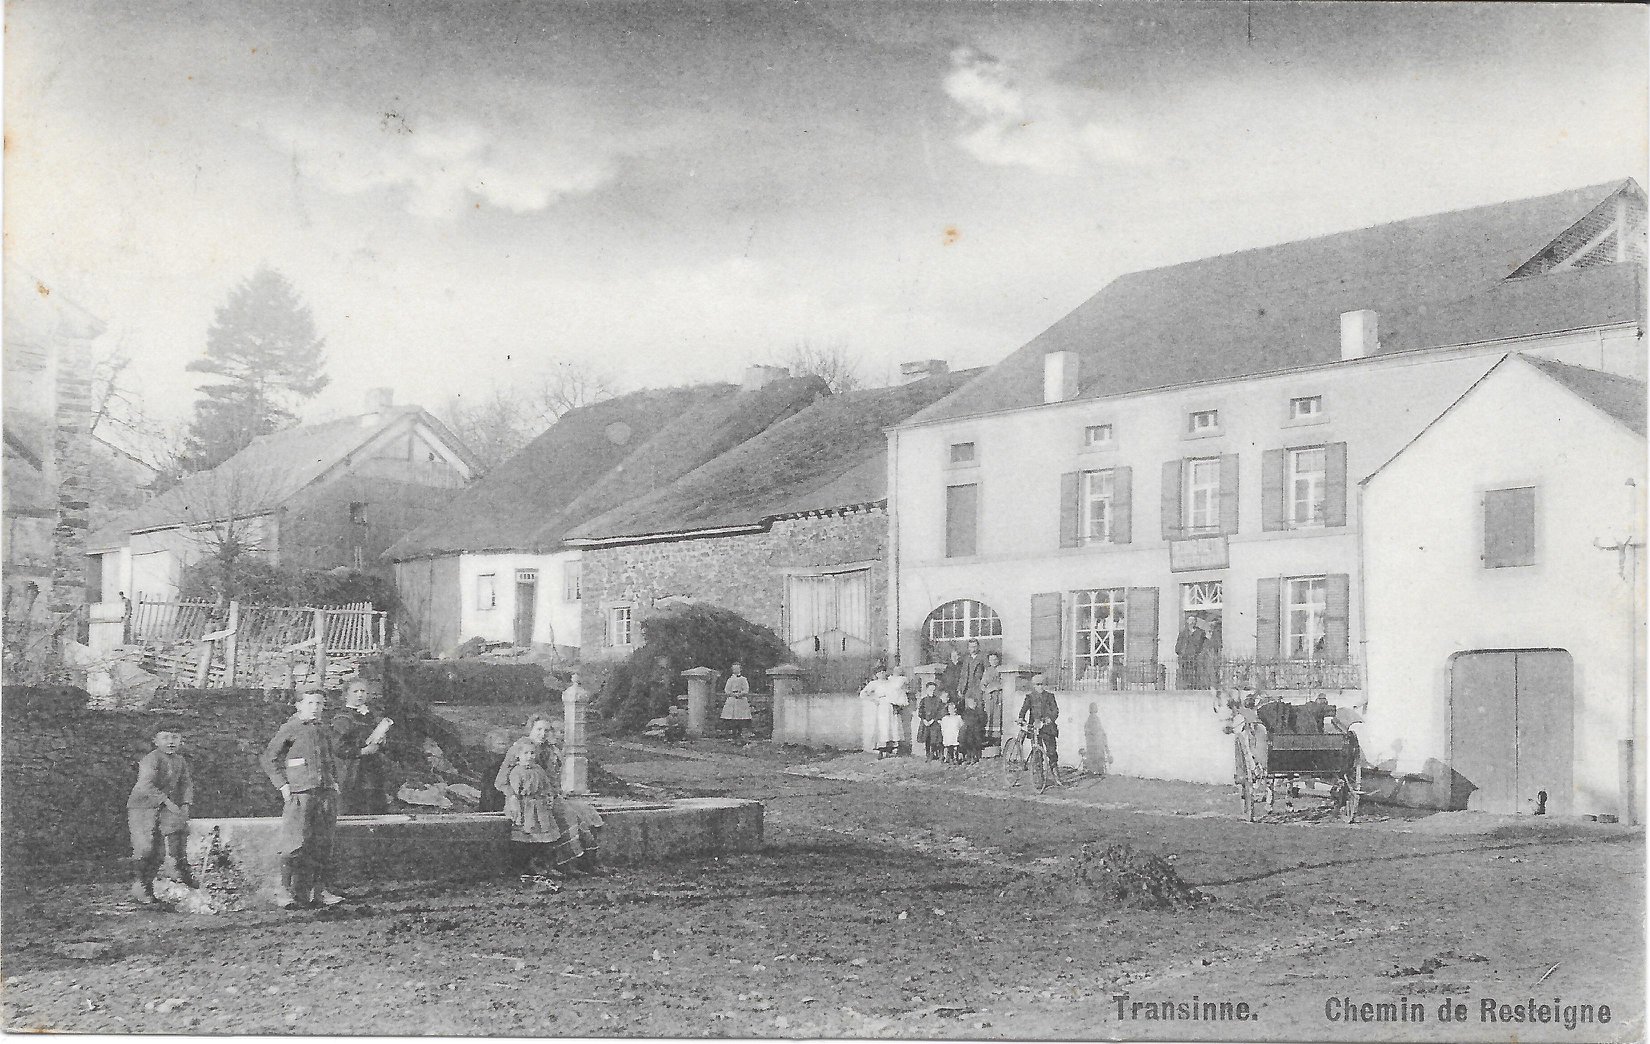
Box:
[442,361,621,472]
[777,337,863,394]
[164,461,292,606]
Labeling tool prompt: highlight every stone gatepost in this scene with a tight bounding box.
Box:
[911,662,942,749]
[768,664,805,745]
[997,664,1040,734]
[682,666,717,737]
[561,674,590,796]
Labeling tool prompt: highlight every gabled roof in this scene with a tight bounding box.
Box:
[90,405,474,550]
[1362,354,1646,486]
[568,368,980,543]
[386,375,830,559]
[910,179,1645,427]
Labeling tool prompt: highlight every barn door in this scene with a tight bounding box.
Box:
[1449,650,1573,814]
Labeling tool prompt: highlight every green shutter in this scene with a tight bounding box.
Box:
[1111,466,1133,544]
[1160,459,1183,540]
[1255,577,1281,662]
[1323,573,1350,662]
[1059,472,1081,548]
[1218,453,1240,535]
[1324,442,1349,527]
[1261,449,1287,532]
[1124,587,1158,664]
[1029,592,1063,675]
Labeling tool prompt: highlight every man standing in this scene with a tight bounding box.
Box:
[332,680,388,815]
[126,730,195,904]
[1017,673,1061,775]
[1176,618,1206,688]
[960,638,987,704]
[262,690,344,909]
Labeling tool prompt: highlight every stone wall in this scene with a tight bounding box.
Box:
[579,509,888,662]
[1,687,297,865]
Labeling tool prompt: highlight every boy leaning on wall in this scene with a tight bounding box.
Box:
[126,730,196,904]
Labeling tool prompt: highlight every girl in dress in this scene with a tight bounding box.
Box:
[503,747,562,884]
[939,701,964,764]
[495,715,608,880]
[720,663,753,741]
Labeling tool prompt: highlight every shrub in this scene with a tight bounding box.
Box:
[598,603,790,732]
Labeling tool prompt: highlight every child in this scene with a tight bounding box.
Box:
[504,747,564,884]
[720,663,753,741]
[939,701,964,765]
[960,695,987,765]
[663,702,688,742]
[126,730,195,904]
[916,682,945,761]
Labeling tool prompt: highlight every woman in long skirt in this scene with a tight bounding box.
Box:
[859,665,908,758]
[495,715,607,879]
[720,663,753,740]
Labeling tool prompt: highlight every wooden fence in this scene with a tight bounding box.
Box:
[121,596,387,689]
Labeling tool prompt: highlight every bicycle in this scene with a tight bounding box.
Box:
[1003,719,1064,793]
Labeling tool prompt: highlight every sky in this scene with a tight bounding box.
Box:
[5,0,1646,432]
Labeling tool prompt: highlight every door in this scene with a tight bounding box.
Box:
[1449,650,1574,814]
[514,570,538,647]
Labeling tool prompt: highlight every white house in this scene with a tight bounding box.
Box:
[886,179,1646,785]
[1361,355,1645,820]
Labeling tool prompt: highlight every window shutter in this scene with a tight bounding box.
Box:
[1218,453,1240,534]
[1255,577,1281,661]
[1160,459,1183,540]
[1059,472,1081,548]
[1029,592,1063,674]
[1323,573,1350,662]
[1484,487,1536,567]
[1261,449,1287,532]
[1324,442,1349,527]
[945,483,979,558]
[1111,466,1133,544]
[1124,587,1158,664]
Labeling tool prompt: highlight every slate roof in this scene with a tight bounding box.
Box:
[387,375,830,559]
[568,368,980,542]
[89,406,477,551]
[909,179,1645,427]
[1523,356,1647,436]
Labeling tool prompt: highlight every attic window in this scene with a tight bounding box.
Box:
[1187,409,1221,434]
[349,502,367,525]
[1084,423,1114,448]
[1289,396,1323,420]
[949,442,977,465]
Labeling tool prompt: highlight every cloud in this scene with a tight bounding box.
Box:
[943,46,1139,172]
[248,103,621,219]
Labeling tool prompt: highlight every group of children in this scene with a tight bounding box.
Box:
[917,682,989,765]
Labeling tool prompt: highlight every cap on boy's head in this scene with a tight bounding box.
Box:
[1032,673,1046,686]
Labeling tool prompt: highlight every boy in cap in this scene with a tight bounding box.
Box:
[126,730,195,904]
[261,690,344,909]
[332,679,388,815]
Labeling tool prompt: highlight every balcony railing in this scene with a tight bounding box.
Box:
[1047,658,1362,693]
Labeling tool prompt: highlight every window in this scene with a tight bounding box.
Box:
[1081,469,1114,543]
[1285,576,1326,658]
[1184,458,1221,532]
[1084,423,1114,448]
[1288,447,1327,526]
[945,483,978,557]
[606,605,633,647]
[1484,487,1536,568]
[476,574,497,610]
[787,569,872,654]
[1073,588,1127,679]
[1187,409,1220,434]
[563,561,582,601]
[348,501,367,525]
[1289,395,1323,420]
[925,598,1003,642]
[949,441,977,465]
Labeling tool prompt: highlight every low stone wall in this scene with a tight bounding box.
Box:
[772,691,865,750]
[1051,689,1234,784]
[388,657,556,705]
[1,688,298,865]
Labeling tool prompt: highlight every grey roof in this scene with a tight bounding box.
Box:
[1522,356,1647,436]
[909,179,1645,427]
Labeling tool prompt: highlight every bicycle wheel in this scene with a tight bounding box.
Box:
[1002,738,1020,786]
[1029,747,1048,792]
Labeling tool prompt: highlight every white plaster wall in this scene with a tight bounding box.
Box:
[1057,689,1235,784]
[457,550,583,648]
[1361,360,1645,818]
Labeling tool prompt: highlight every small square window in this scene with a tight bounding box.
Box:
[607,605,634,647]
[1084,423,1114,447]
[476,574,497,610]
[348,501,367,525]
[564,561,582,602]
[1289,395,1323,420]
[950,441,977,465]
[1188,409,1220,433]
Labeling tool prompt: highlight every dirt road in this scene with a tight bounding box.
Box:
[3,738,1641,1040]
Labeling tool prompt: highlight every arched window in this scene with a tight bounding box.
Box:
[924,599,1003,643]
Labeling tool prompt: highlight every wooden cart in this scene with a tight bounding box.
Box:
[1234,720,1362,823]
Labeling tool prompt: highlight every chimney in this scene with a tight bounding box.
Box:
[361,387,394,427]
[1339,310,1378,361]
[899,359,949,384]
[1043,350,1080,404]
[741,364,791,391]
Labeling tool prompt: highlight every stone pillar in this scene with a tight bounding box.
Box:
[911,662,942,749]
[768,664,805,745]
[562,675,590,796]
[682,666,717,737]
[997,664,1040,732]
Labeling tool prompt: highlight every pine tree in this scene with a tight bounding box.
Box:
[183,268,328,471]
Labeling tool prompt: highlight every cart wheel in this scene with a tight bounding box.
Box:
[1339,762,1362,824]
[1029,748,1049,792]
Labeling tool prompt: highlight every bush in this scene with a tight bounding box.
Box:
[179,560,395,609]
[598,603,791,732]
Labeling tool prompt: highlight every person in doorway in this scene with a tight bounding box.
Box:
[939,701,964,764]
[1017,674,1061,776]
[939,648,965,703]
[719,663,753,741]
[916,681,946,761]
[1176,618,1206,688]
[126,730,195,904]
[981,651,1005,744]
[332,680,388,815]
[960,695,987,765]
[1197,618,1222,688]
[261,690,344,909]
